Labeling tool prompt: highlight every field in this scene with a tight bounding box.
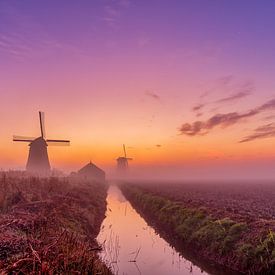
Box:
[121,181,275,274]
[0,172,112,274]
[134,181,275,222]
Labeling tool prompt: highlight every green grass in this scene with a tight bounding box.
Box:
[121,185,275,274]
[238,230,275,272]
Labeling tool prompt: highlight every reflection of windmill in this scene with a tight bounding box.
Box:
[13,111,70,175]
[116,144,132,171]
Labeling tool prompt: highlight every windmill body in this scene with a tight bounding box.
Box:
[13,112,70,176]
[26,137,51,175]
[116,157,129,170]
[116,145,132,172]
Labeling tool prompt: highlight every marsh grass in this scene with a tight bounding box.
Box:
[0,172,112,274]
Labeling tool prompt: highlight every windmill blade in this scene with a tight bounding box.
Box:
[39,111,46,138]
[123,144,127,158]
[46,139,70,146]
[127,158,133,161]
[47,142,70,146]
[13,135,35,142]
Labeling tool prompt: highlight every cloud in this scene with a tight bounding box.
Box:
[192,104,204,112]
[0,5,88,61]
[258,99,275,111]
[263,114,275,120]
[199,91,210,99]
[196,112,203,117]
[191,77,253,119]
[145,91,160,100]
[102,5,119,29]
[240,123,275,143]
[0,32,33,60]
[216,90,251,104]
[179,98,275,136]
[192,103,205,118]
[180,111,257,136]
[216,75,234,86]
[215,80,253,104]
[180,121,206,136]
[102,0,130,29]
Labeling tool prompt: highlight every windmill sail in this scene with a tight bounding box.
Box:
[13,135,36,142]
[46,139,70,146]
[39,111,46,138]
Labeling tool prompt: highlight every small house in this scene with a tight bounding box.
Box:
[77,162,106,183]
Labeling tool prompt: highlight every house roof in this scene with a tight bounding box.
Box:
[78,162,105,174]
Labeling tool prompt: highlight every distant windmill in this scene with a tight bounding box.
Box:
[13,111,70,175]
[116,144,132,171]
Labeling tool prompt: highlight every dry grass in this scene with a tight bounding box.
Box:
[0,172,112,274]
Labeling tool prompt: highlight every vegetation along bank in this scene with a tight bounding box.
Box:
[120,183,275,275]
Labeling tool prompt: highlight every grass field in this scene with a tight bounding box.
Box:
[137,181,275,221]
[121,182,275,274]
[0,171,112,274]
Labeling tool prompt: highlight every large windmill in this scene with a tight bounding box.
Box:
[116,144,132,171]
[13,111,70,175]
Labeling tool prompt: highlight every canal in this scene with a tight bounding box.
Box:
[97,185,209,275]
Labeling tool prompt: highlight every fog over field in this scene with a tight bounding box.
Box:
[1,0,275,274]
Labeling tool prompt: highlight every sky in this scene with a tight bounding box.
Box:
[1,0,275,179]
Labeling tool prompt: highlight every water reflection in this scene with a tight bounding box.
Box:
[97,185,208,275]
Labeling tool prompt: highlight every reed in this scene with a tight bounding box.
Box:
[0,172,112,274]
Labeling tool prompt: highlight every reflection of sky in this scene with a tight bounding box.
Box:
[97,186,206,275]
[1,1,275,178]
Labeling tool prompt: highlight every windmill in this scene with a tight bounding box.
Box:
[116,144,132,171]
[13,111,70,175]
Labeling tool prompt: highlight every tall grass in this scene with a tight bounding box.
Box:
[0,172,112,274]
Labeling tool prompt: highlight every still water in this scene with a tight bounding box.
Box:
[97,185,209,275]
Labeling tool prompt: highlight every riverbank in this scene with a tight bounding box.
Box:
[97,185,211,275]
[0,173,112,274]
[120,183,275,275]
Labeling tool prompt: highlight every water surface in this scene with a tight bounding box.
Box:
[97,185,209,275]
